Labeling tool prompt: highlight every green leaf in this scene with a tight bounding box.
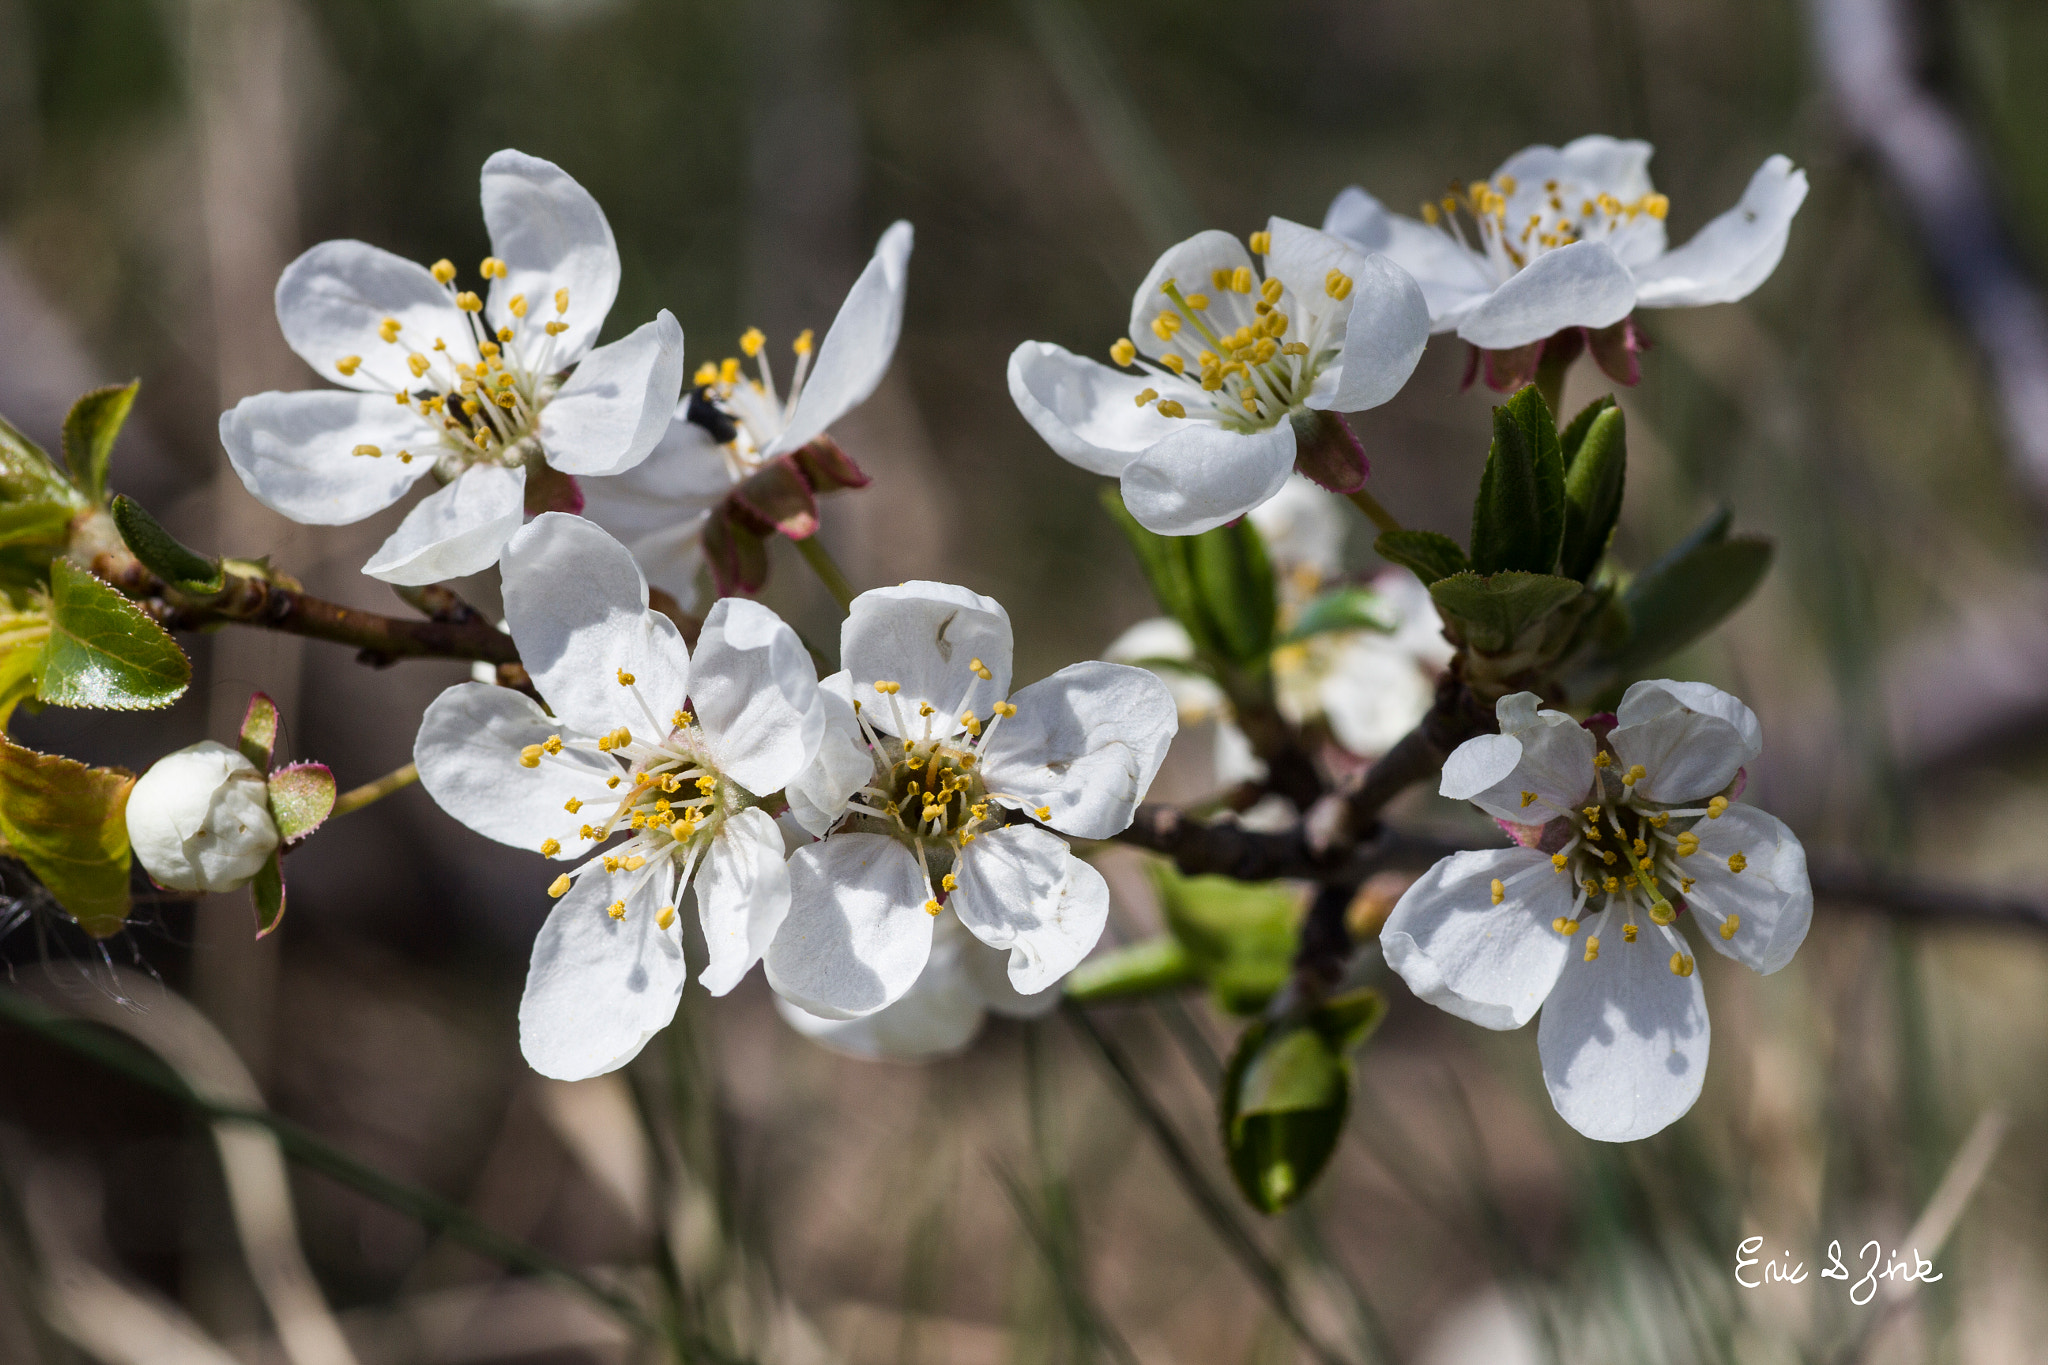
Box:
[1064,936,1199,1002]
[1101,488,1218,656]
[1605,530,1772,679]
[252,850,286,938]
[34,560,191,710]
[1308,987,1387,1053]
[1428,570,1585,655]
[1374,529,1471,585]
[1188,518,1277,662]
[267,762,335,844]
[1558,393,1616,472]
[111,495,224,595]
[1469,385,1565,576]
[0,417,87,568]
[0,735,134,937]
[1221,1021,1348,1214]
[239,692,279,771]
[1558,403,1627,583]
[62,382,138,506]
[1149,864,1300,1014]
[1277,585,1395,645]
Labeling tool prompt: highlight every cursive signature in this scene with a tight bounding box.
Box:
[1736,1236,1942,1304]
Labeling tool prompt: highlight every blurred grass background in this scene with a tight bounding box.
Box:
[3,0,2048,1361]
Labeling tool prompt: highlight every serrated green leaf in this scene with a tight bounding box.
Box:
[1374,528,1471,585]
[1149,864,1300,1014]
[35,560,191,710]
[1278,585,1395,645]
[267,762,335,844]
[1188,518,1277,662]
[0,735,134,937]
[240,692,278,770]
[1559,404,1627,583]
[111,495,224,595]
[1101,488,1221,657]
[1604,535,1772,679]
[252,850,286,938]
[1470,385,1565,576]
[1428,570,1585,654]
[1064,936,1199,1002]
[1221,1020,1350,1214]
[62,382,138,506]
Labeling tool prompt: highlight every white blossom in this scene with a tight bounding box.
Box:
[580,222,912,606]
[414,513,826,1080]
[1323,136,1808,351]
[764,582,1177,1020]
[222,150,684,585]
[1380,681,1812,1141]
[125,741,279,893]
[1008,219,1428,536]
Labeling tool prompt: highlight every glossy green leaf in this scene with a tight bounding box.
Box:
[1428,570,1585,655]
[1064,936,1199,1002]
[1101,488,1219,657]
[1374,529,1471,585]
[252,850,286,938]
[1308,987,1387,1053]
[1558,402,1627,583]
[35,560,191,710]
[111,495,224,595]
[1149,864,1300,1014]
[1221,1022,1347,1213]
[1605,531,1772,680]
[1470,385,1565,576]
[0,417,86,573]
[62,382,138,506]
[0,735,134,937]
[267,762,335,844]
[1277,585,1395,645]
[1188,518,1277,662]
[240,692,279,770]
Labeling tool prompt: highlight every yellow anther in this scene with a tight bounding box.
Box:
[1229,265,1253,293]
[622,855,645,871]
[534,837,559,857]
[1324,268,1353,301]
[939,873,958,893]
[602,856,621,874]
[374,316,402,344]
[1623,923,1639,942]
[492,392,514,409]
[336,355,363,376]
[1675,832,1700,857]
[1638,857,1656,872]
[505,291,529,318]
[1604,876,1621,894]
[1552,853,1568,871]
[554,288,570,314]
[1727,852,1748,873]
[1585,824,1601,841]
[1670,952,1694,977]
[653,905,675,931]
[1035,805,1052,820]
[1151,312,1180,342]
[675,709,694,727]
[405,352,429,378]
[918,702,936,717]
[1184,293,1210,311]
[1490,878,1506,906]
[993,701,1017,718]
[543,736,563,754]
[1134,386,1159,407]
[1421,201,1441,225]
[548,874,573,897]
[1649,900,1676,925]
[455,291,483,312]
[1110,338,1137,366]
[1623,764,1647,786]
[352,443,383,459]
[1720,914,1741,940]
[1519,791,1538,808]
[580,824,598,839]
[564,798,583,814]
[740,326,765,356]
[1584,936,1601,962]
[617,668,636,686]
[1158,354,1185,376]
[1156,399,1187,418]
[1260,276,1284,305]
[1680,876,1695,893]
[694,362,720,387]
[479,256,507,279]
[1642,193,1670,219]
[607,900,626,920]
[1496,174,1517,195]
[1648,812,1670,828]
[1594,752,1613,769]
[606,775,621,789]
[518,744,543,768]
[497,326,514,342]
[1552,916,1579,935]
[1245,228,1271,255]
[1707,796,1728,819]
[924,898,941,916]
[542,320,567,336]
[1602,850,1617,865]
[1583,878,1601,896]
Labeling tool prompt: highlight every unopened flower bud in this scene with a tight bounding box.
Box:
[126,741,279,892]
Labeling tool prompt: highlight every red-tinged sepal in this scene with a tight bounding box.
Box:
[704,509,771,597]
[1586,316,1648,387]
[267,761,335,846]
[730,457,820,540]
[523,464,585,516]
[790,434,871,495]
[1289,409,1369,494]
[239,692,278,773]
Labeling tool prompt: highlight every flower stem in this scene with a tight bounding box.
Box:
[333,762,419,818]
[1533,342,1574,421]
[1345,486,1405,535]
[795,535,857,614]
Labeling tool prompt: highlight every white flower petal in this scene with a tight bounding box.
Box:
[126,742,278,893]
[1316,635,1436,758]
[774,917,985,1060]
[1452,239,1638,350]
[219,390,434,525]
[519,864,686,1080]
[538,311,686,477]
[580,413,736,535]
[1105,618,1226,723]
[1320,187,1494,329]
[1682,805,1811,975]
[691,597,824,795]
[950,826,1108,995]
[785,672,874,838]
[696,807,792,996]
[1247,475,1347,580]
[1119,420,1296,537]
[501,512,692,734]
[1537,927,1709,1141]
[842,581,1012,732]
[766,833,933,1019]
[958,930,1063,1019]
[273,239,470,393]
[362,464,527,586]
[1496,136,1656,200]
[768,220,913,456]
[979,661,1176,839]
[1380,847,1575,1029]
[1130,231,1254,356]
[1610,679,1761,803]
[414,682,616,853]
[1440,692,1596,822]
[1262,218,1427,413]
[1632,157,1809,308]
[1007,342,1171,477]
[480,149,620,365]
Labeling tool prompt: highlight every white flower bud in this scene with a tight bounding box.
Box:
[126,741,279,892]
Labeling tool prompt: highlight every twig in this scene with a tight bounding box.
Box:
[793,535,857,614]
[92,552,519,667]
[333,763,419,818]
[1811,861,2048,932]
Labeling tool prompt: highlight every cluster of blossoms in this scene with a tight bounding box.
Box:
[115,134,1817,1139]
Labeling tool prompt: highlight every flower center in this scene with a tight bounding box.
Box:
[687,325,817,475]
[1422,174,1669,282]
[1510,750,1746,977]
[1106,231,1354,435]
[334,255,577,479]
